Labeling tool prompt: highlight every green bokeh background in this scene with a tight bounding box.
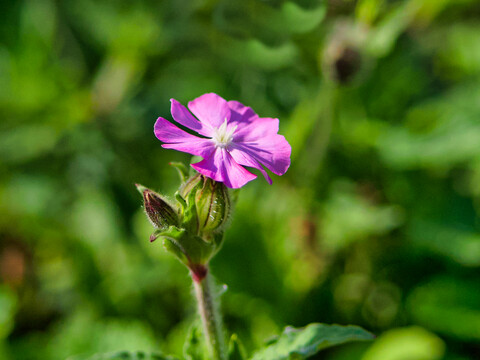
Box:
[1,0,480,359]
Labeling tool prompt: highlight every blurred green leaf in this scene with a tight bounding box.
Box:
[0,125,58,163]
[362,327,445,360]
[434,24,480,78]
[320,180,403,251]
[407,220,480,266]
[228,334,247,360]
[70,351,178,360]
[250,323,374,360]
[183,322,206,360]
[407,278,480,341]
[218,36,299,70]
[0,286,17,339]
[356,0,385,25]
[377,82,480,170]
[214,1,325,37]
[278,2,326,34]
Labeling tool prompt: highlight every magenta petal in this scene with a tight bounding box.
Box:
[232,134,291,176]
[154,117,215,158]
[161,142,215,158]
[170,99,213,137]
[188,93,231,128]
[228,147,273,184]
[191,149,257,189]
[233,117,279,142]
[228,100,257,124]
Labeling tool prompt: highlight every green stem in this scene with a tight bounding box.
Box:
[192,267,227,360]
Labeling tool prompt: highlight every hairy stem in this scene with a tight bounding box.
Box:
[192,267,226,360]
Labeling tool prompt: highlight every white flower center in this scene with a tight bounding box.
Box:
[212,119,237,149]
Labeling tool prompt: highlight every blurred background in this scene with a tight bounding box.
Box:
[1,0,480,359]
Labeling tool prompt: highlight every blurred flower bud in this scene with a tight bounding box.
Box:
[195,177,230,234]
[323,20,367,85]
[331,46,362,84]
[136,184,178,230]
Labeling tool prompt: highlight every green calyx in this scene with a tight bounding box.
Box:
[137,165,231,271]
[195,177,230,235]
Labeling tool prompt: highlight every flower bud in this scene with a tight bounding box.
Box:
[329,46,362,84]
[195,177,230,234]
[323,20,366,85]
[136,184,178,229]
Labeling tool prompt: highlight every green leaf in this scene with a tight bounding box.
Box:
[228,334,247,360]
[361,327,444,360]
[68,350,178,360]
[250,323,374,360]
[183,322,206,360]
[0,286,17,339]
[170,162,190,183]
[279,2,326,34]
[406,277,480,340]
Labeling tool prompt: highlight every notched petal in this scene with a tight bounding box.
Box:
[188,93,231,128]
[170,98,213,137]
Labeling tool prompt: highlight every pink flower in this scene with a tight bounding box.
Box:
[154,93,291,188]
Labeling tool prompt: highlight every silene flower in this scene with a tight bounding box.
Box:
[154,93,291,188]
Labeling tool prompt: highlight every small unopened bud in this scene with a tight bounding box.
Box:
[331,46,362,84]
[195,178,230,234]
[323,20,366,85]
[136,184,178,229]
